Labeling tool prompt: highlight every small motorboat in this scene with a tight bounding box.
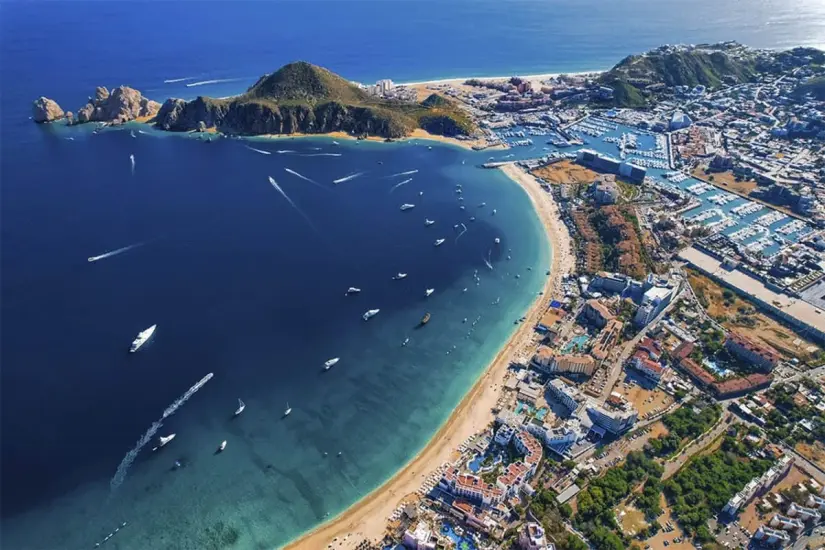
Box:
[459,205,465,210]
[234,399,245,416]
[419,191,424,196]
[217,440,227,453]
[363,308,380,320]
[402,337,409,346]
[324,357,340,370]
[494,237,501,244]
[424,219,435,226]
[152,433,176,452]
[400,203,415,211]
[284,403,292,417]
[434,239,445,247]
[346,287,361,295]
[425,288,434,297]
[393,273,408,280]
[492,209,497,215]
[479,202,486,208]
[332,140,339,145]
[469,216,476,222]
[420,312,431,326]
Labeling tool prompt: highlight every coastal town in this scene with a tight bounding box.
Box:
[300,43,825,550]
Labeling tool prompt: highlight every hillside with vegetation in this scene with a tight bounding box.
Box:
[599,45,758,107]
[155,62,474,138]
[793,76,825,100]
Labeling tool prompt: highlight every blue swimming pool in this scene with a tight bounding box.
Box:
[563,334,590,353]
[441,523,478,550]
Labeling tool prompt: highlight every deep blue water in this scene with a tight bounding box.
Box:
[2,1,824,548]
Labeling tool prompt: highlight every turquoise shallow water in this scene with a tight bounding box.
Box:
[1,129,549,549]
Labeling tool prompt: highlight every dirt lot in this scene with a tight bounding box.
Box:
[612,374,675,418]
[738,464,810,533]
[532,160,598,186]
[797,441,825,471]
[687,269,822,362]
[691,166,757,196]
[617,502,648,537]
[639,496,694,550]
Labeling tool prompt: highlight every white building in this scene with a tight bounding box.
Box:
[525,419,582,456]
[724,456,793,514]
[634,286,674,327]
[519,522,555,550]
[586,404,637,434]
[807,494,825,511]
[769,514,804,533]
[376,79,394,94]
[754,525,791,545]
[546,379,584,412]
[788,502,822,523]
[495,424,516,446]
[402,521,437,550]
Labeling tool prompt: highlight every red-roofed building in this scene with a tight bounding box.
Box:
[439,469,504,507]
[628,338,667,381]
[678,357,715,388]
[673,341,695,361]
[712,373,773,399]
[725,331,781,372]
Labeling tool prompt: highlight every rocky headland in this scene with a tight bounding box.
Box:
[31,86,160,125]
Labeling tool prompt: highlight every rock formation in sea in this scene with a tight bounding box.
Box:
[75,86,161,124]
[31,97,65,123]
[155,62,474,139]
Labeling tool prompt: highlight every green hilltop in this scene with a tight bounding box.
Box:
[599,46,758,107]
[155,62,474,139]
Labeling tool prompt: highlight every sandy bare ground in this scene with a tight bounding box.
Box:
[284,164,573,550]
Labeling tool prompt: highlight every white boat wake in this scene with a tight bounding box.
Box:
[245,145,271,155]
[455,223,468,243]
[386,169,418,178]
[276,150,296,154]
[110,372,214,491]
[483,250,494,270]
[389,178,412,193]
[284,168,326,190]
[300,153,342,157]
[129,154,135,175]
[163,77,194,83]
[333,172,364,184]
[268,176,320,232]
[185,78,241,88]
[88,242,146,263]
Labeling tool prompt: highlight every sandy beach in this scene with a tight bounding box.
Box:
[285,162,574,550]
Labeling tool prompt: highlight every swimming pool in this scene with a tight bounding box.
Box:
[563,334,590,353]
[441,522,478,550]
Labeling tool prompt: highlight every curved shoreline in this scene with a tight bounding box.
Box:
[284,162,573,549]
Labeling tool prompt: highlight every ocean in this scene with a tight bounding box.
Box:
[1,1,823,549]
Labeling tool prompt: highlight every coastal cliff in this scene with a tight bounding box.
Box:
[155,62,473,139]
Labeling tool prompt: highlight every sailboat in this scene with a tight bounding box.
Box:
[283,403,292,417]
[234,399,245,416]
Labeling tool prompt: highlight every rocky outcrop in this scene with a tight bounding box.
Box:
[154,97,414,138]
[32,97,65,123]
[75,86,161,124]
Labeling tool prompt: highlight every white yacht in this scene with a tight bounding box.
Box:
[346,287,361,295]
[152,433,176,451]
[492,209,497,215]
[363,309,380,321]
[234,399,245,416]
[434,239,445,247]
[425,288,434,297]
[494,237,501,244]
[419,191,424,196]
[332,140,340,145]
[130,324,156,353]
[400,204,415,211]
[283,403,292,416]
[393,273,408,280]
[424,219,435,226]
[324,357,340,370]
[217,440,227,452]
[402,337,409,346]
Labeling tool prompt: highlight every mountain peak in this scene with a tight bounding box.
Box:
[245,62,368,104]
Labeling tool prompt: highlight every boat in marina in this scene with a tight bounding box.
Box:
[130,324,156,353]
[346,287,361,295]
[424,219,435,226]
[393,273,408,280]
[234,399,245,416]
[419,312,431,326]
[425,288,434,297]
[400,203,415,211]
[434,239,445,246]
[324,357,340,370]
[363,309,380,321]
